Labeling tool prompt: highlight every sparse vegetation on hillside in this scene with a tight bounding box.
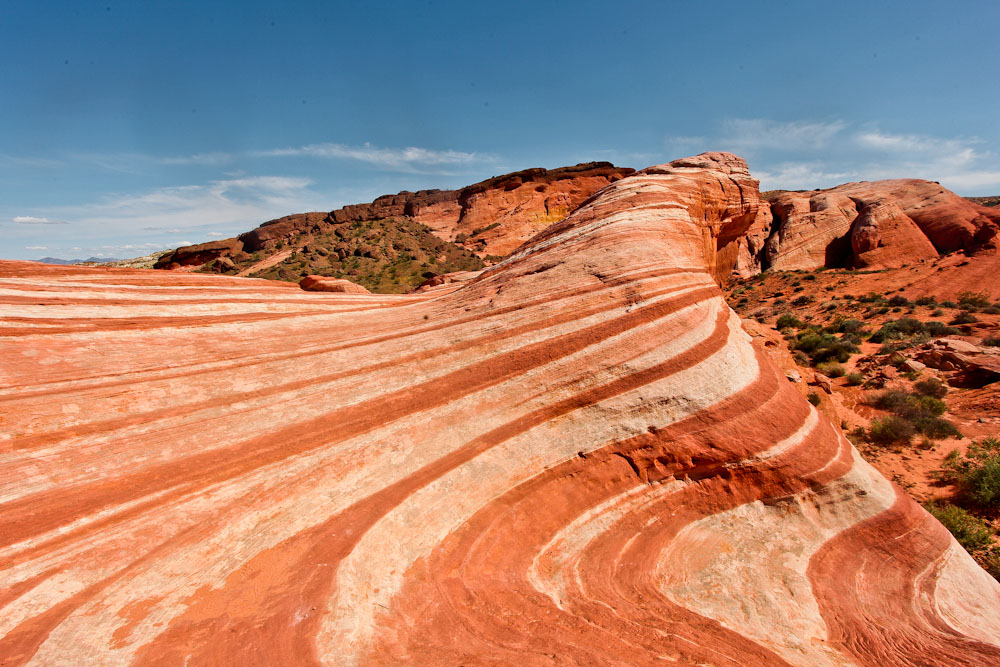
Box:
[218,217,485,293]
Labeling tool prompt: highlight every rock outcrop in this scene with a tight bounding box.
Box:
[3,153,999,665]
[155,162,634,276]
[299,275,371,294]
[744,179,1000,275]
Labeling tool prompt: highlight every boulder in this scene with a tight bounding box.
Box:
[298,275,371,294]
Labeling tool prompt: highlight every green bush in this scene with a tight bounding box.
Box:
[983,335,1000,347]
[944,438,1000,508]
[951,311,979,325]
[925,321,960,337]
[869,416,916,446]
[846,372,865,386]
[914,378,948,398]
[792,330,859,366]
[958,291,991,309]
[925,502,994,552]
[915,296,937,306]
[836,318,865,334]
[807,392,821,406]
[817,362,846,378]
[866,388,959,441]
[888,295,910,307]
[776,313,805,330]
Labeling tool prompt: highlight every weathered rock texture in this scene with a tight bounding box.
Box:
[154,162,633,281]
[3,154,1000,665]
[742,180,1000,275]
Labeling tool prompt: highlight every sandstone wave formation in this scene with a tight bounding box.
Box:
[3,153,1000,665]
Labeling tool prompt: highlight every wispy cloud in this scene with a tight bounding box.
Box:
[669,118,1000,194]
[670,119,849,156]
[57,175,321,232]
[150,142,493,173]
[251,142,491,172]
[25,245,48,250]
[11,215,67,225]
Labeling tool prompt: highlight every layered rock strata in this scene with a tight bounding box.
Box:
[3,153,999,665]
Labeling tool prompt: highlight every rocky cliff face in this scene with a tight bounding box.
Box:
[4,153,998,664]
[732,180,1000,276]
[154,162,633,285]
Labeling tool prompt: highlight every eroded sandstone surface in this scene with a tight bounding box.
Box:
[735,179,1000,275]
[3,153,1000,665]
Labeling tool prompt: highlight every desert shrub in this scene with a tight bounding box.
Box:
[869,416,916,446]
[950,311,979,325]
[925,321,960,337]
[915,296,937,306]
[925,502,994,552]
[914,378,948,398]
[944,438,1000,508]
[931,309,944,317]
[836,318,865,334]
[983,335,1000,347]
[792,328,860,365]
[887,352,907,367]
[888,295,910,307]
[941,300,958,309]
[792,350,810,366]
[846,372,865,386]
[792,295,813,307]
[958,291,991,309]
[775,313,805,330]
[807,392,821,406]
[803,274,817,281]
[866,388,958,441]
[859,292,884,303]
[979,547,1000,581]
[817,361,846,378]
[869,318,923,343]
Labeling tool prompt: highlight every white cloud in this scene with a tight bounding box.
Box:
[52,176,321,235]
[206,231,225,237]
[669,119,848,156]
[669,118,1000,194]
[25,245,48,250]
[68,142,494,174]
[252,142,491,172]
[12,215,67,225]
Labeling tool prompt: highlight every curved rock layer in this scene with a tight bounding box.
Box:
[3,154,1000,665]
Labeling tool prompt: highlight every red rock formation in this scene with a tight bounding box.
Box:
[850,197,938,269]
[299,275,371,294]
[2,154,999,665]
[749,179,1000,275]
[154,163,634,271]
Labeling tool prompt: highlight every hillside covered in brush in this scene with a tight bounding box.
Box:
[154,162,632,291]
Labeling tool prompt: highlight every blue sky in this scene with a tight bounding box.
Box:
[3,0,999,260]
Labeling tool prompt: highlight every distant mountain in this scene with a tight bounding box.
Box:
[37,256,120,265]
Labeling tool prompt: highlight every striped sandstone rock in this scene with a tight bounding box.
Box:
[2,153,998,665]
